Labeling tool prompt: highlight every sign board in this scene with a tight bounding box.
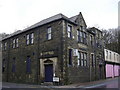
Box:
[53,77,59,82]
[73,49,78,56]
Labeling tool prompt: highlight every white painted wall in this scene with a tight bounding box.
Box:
[104,49,120,64]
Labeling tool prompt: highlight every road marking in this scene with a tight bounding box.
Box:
[85,83,106,88]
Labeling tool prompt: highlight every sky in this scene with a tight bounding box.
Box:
[0,0,119,34]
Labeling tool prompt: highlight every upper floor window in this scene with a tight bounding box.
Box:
[106,50,108,59]
[26,33,34,45]
[77,30,82,42]
[83,32,87,44]
[4,42,7,50]
[110,52,111,60]
[31,33,34,44]
[114,53,115,60]
[67,25,72,38]
[13,39,15,48]
[90,35,94,46]
[77,30,87,44]
[16,38,19,47]
[80,26,83,31]
[27,34,30,45]
[13,38,19,48]
[117,55,118,61]
[47,27,52,40]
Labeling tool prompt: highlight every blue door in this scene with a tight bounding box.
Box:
[45,64,53,82]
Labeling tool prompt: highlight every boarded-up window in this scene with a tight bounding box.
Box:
[26,56,31,73]
[69,49,72,65]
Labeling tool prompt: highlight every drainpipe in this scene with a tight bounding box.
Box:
[36,29,40,84]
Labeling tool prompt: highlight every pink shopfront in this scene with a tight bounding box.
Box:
[106,64,120,78]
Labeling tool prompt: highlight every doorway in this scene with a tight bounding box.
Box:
[44,64,53,82]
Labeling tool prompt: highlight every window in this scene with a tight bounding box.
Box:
[26,33,34,45]
[80,26,83,30]
[117,55,119,61]
[80,31,83,42]
[77,30,82,42]
[47,27,52,40]
[77,30,86,44]
[83,32,87,44]
[90,35,93,46]
[84,53,87,66]
[78,51,87,67]
[106,50,108,59]
[0,43,2,51]
[13,39,15,48]
[27,34,30,45]
[16,38,19,47]
[110,52,111,60]
[13,38,19,48]
[77,52,81,66]
[81,52,84,66]
[77,30,80,42]
[114,53,115,61]
[12,58,16,72]
[91,53,94,67]
[31,33,34,44]
[26,56,31,73]
[4,42,7,50]
[2,59,5,72]
[67,25,72,38]
[69,49,72,65]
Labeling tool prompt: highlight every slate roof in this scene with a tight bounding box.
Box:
[2,13,77,40]
[69,15,78,22]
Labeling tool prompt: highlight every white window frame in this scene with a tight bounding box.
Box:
[16,38,19,47]
[84,53,87,66]
[4,42,7,50]
[27,34,30,45]
[31,33,34,44]
[67,25,72,38]
[106,50,108,59]
[77,51,80,66]
[47,27,52,40]
[81,52,84,66]
[13,39,15,48]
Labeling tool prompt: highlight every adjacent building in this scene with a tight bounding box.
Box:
[2,12,105,85]
[104,49,120,78]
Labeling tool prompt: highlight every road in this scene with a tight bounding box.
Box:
[2,77,120,89]
[83,77,120,88]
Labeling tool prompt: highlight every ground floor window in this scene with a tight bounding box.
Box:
[12,58,16,72]
[26,56,31,73]
[78,51,87,66]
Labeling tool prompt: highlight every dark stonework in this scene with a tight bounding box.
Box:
[2,13,105,85]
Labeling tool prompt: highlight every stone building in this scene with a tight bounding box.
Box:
[87,27,105,81]
[2,12,105,85]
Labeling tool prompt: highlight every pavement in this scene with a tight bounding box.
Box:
[58,77,120,88]
[2,77,120,89]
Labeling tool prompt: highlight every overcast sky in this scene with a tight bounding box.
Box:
[0,0,119,34]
